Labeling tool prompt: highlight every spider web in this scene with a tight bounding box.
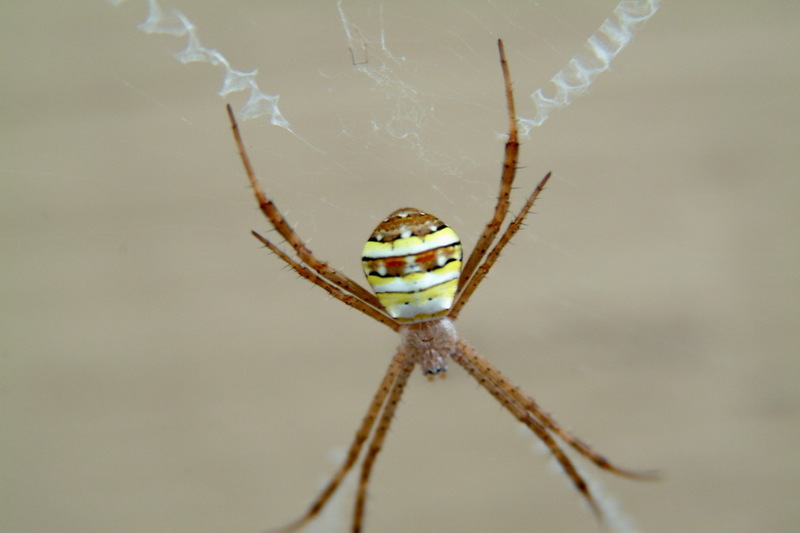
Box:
[107,0,657,270]
[103,2,660,532]
[108,0,657,152]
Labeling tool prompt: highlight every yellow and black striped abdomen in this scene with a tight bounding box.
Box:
[362,208,462,323]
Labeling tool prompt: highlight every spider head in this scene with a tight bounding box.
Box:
[361,208,462,323]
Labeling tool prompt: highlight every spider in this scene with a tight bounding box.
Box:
[226,39,653,533]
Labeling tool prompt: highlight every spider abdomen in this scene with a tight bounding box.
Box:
[362,208,462,323]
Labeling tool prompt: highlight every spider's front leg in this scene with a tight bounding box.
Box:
[450,341,602,519]
[269,351,414,533]
[352,356,415,533]
[452,340,656,522]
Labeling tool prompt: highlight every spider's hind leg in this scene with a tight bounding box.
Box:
[457,39,520,294]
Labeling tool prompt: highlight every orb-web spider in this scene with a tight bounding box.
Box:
[226,39,653,533]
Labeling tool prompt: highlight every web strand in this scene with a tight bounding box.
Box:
[518,0,660,137]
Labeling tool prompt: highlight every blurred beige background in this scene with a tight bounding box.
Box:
[2,2,798,532]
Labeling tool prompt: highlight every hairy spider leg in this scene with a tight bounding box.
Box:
[226,104,385,314]
[268,350,408,532]
[456,39,519,295]
[457,341,658,481]
[352,356,415,532]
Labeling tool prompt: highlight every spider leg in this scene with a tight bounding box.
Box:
[457,340,656,481]
[353,356,415,533]
[267,350,409,533]
[226,104,384,313]
[452,340,603,520]
[527,403,658,479]
[458,39,519,293]
[449,171,551,319]
[251,230,398,331]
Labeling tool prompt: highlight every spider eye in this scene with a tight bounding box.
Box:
[361,208,462,323]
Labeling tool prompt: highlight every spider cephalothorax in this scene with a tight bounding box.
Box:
[227,39,653,533]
